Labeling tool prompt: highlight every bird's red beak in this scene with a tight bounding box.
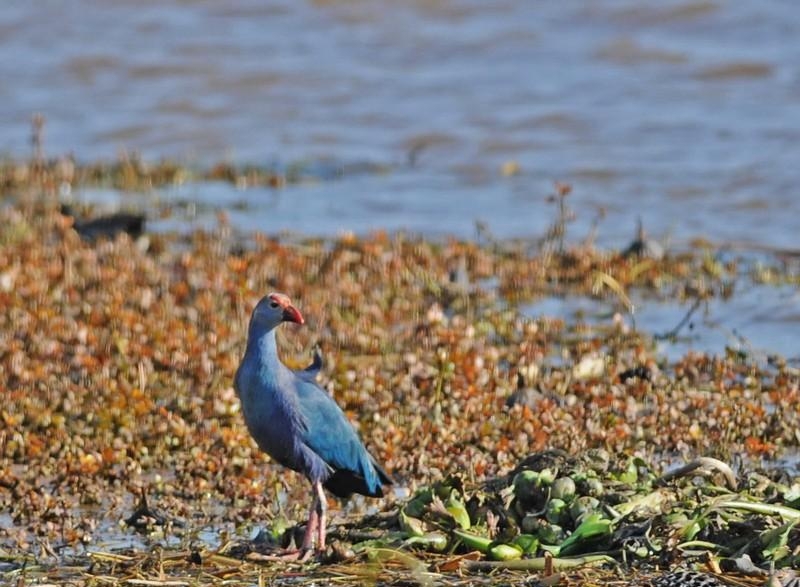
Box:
[282,304,305,325]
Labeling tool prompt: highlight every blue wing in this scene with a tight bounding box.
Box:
[293,377,388,497]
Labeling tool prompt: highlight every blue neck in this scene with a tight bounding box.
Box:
[244,322,291,387]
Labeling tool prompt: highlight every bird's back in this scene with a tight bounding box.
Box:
[293,377,392,498]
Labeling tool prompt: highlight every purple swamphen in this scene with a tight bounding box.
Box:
[235,292,392,556]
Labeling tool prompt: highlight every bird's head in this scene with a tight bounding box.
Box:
[251,292,305,330]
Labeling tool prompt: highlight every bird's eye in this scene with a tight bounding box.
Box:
[269,300,279,308]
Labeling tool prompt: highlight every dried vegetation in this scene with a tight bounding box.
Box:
[1,162,800,586]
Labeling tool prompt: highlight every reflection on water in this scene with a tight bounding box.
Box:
[524,282,800,362]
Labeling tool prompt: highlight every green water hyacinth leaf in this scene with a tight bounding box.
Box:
[569,495,600,524]
[399,507,427,537]
[614,488,670,518]
[760,519,798,561]
[403,487,434,519]
[445,490,471,530]
[551,476,577,502]
[557,512,613,556]
[352,535,408,554]
[617,459,638,484]
[269,514,290,542]
[537,522,566,545]
[629,544,651,558]
[718,500,800,521]
[452,528,492,553]
[489,543,523,561]
[546,498,568,525]
[583,476,604,497]
[404,531,449,552]
[466,554,616,571]
[784,483,800,506]
[514,468,556,507]
[538,468,556,486]
[513,470,540,502]
[675,540,724,554]
[678,518,704,542]
[512,533,539,555]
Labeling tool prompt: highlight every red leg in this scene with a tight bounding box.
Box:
[258,482,326,561]
[301,498,320,552]
[253,499,317,561]
[313,481,328,551]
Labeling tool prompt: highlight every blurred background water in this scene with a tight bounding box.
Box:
[2,0,798,249]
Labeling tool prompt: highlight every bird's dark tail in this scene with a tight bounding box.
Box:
[324,461,393,499]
